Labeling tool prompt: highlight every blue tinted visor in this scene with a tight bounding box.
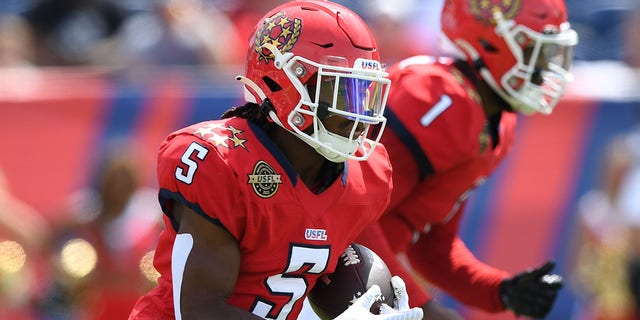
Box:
[318,75,385,123]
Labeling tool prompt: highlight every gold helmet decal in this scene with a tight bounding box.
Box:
[468,0,522,24]
[254,11,302,63]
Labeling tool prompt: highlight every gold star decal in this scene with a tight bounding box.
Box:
[229,135,247,149]
[270,38,282,48]
[227,126,247,149]
[193,123,249,150]
[227,125,244,135]
[281,28,291,38]
[278,17,289,27]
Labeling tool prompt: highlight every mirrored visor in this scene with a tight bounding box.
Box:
[316,75,385,121]
[520,27,577,73]
[541,42,574,71]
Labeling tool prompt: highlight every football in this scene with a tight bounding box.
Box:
[307,243,395,319]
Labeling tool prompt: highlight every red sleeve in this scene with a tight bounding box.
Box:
[355,221,432,308]
[385,60,486,173]
[156,131,246,241]
[406,202,511,312]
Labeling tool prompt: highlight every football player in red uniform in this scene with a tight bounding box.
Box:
[129,1,423,319]
[355,0,578,319]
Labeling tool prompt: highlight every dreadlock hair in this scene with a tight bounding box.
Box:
[221,102,260,120]
[220,99,275,128]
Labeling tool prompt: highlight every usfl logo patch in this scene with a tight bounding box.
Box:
[247,161,283,198]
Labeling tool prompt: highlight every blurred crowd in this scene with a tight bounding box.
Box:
[569,127,640,320]
[0,0,640,319]
[0,0,442,70]
[0,0,638,69]
[0,0,279,69]
[0,140,162,319]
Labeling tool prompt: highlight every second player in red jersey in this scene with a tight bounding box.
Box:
[356,0,578,319]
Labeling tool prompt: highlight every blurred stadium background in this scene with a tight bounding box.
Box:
[0,0,639,319]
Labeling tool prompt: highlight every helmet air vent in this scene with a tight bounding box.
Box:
[262,76,282,92]
[479,39,498,53]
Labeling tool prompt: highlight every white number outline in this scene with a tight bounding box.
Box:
[251,244,330,319]
[175,142,209,184]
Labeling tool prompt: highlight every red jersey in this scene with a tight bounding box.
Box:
[358,56,516,312]
[130,117,392,319]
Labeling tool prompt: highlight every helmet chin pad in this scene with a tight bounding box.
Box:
[315,123,359,163]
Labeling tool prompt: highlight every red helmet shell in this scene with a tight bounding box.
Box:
[441,0,569,91]
[245,0,380,131]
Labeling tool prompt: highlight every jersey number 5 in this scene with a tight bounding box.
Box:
[252,245,330,319]
[175,142,209,184]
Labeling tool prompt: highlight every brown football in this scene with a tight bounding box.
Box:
[307,243,395,319]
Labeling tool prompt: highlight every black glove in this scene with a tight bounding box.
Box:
[499,261,563,318]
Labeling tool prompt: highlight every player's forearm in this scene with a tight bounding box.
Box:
[409,234,509,312]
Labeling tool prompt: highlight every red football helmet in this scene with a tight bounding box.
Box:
[238,0,390,162]
[441,0,578,115]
